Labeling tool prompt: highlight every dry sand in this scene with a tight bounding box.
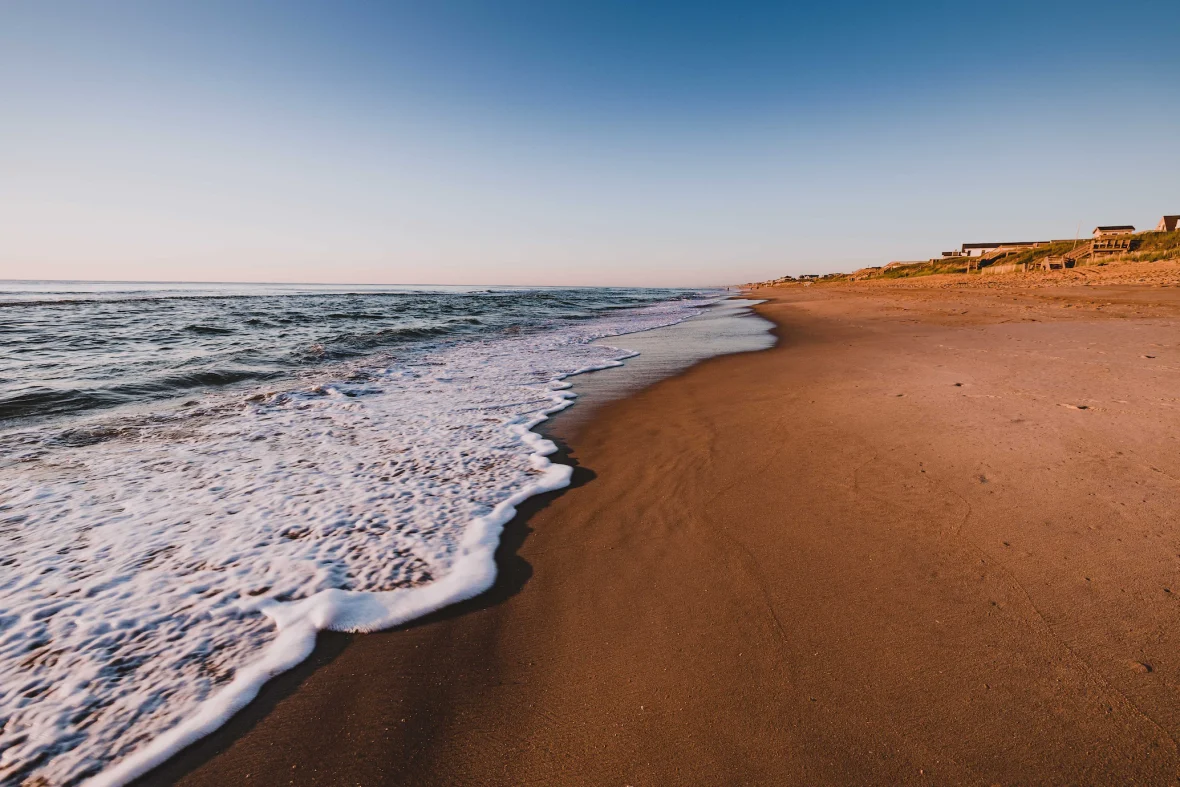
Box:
[147,278,1180,785]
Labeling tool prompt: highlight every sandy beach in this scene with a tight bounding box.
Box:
[147,274,1180,785]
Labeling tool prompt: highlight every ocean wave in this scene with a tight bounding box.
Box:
[0,295,718,786]
[184,324,235,335]
[0,370,284,423]
[0,288,711,431]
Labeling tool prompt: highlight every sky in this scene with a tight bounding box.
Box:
[1,1,1178,287]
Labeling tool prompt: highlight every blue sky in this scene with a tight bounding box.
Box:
[2,0,1178,286]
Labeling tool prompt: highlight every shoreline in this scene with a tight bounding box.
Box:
[541,295,773,439]
[127,295,769,786]
[150,281,1180,784]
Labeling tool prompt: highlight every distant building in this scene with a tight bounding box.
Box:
[1157,216,1179,232]
[960,241,1044,257]
[1093,225,1135,238]
[961,243,1002,257]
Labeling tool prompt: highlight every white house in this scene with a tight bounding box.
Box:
[960,241,1044,257]
[1093,225,1135,238]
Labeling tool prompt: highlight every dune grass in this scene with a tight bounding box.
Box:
[978,233,1180,271]
[763,232,1180,287]
[1120,231,1180,263]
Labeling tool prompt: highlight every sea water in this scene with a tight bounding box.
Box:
[0,282,765,785]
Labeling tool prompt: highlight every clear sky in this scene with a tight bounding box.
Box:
[2,0,1178,287]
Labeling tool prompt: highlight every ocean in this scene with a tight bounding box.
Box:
[0,281,767,786]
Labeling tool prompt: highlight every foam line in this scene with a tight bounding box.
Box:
[86,393,576,787]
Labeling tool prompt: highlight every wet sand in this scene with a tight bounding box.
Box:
[149,282,1180,785]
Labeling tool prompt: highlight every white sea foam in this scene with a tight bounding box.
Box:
[0,298,709,786]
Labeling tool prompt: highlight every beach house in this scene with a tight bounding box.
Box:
[960,241,1045,257]
[961,243,1006,257]
[1093,225,1135,238]
[1157,216,1179,232]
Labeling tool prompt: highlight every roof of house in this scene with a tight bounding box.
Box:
[962,241,1037,249]
[1094,225,1135,231]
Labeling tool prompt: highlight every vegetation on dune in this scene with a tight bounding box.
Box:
[876,260,968,279]
[975,233,1180,271]
[989,240,1081,269]
[752,231,1180,288]
[1122,231,1180,263]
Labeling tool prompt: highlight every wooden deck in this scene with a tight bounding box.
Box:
[1092,237,1137,257]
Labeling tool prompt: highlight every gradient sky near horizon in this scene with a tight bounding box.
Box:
[2,1,1179,287]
